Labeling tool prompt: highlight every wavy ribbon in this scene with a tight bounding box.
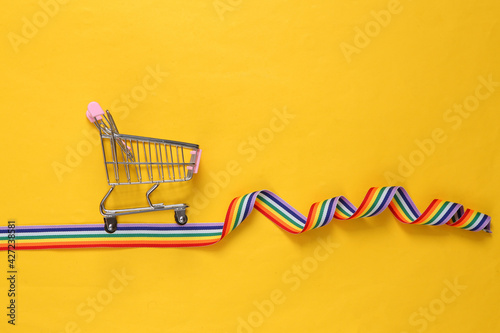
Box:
[0,187,491,250]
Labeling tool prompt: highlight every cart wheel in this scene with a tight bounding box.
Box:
[104,216,117,233]
[174,211,188,225]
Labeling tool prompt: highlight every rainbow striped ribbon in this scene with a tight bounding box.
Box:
[0,187,491,250]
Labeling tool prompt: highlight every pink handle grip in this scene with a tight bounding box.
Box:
[87,101,105,123]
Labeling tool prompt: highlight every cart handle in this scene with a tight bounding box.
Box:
[86,101,105,123]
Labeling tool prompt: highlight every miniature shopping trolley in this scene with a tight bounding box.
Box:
[86,102,201,233]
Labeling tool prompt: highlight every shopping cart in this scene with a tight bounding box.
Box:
[86,102,202,233]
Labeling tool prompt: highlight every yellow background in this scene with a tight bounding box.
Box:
[1,0,499,332]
